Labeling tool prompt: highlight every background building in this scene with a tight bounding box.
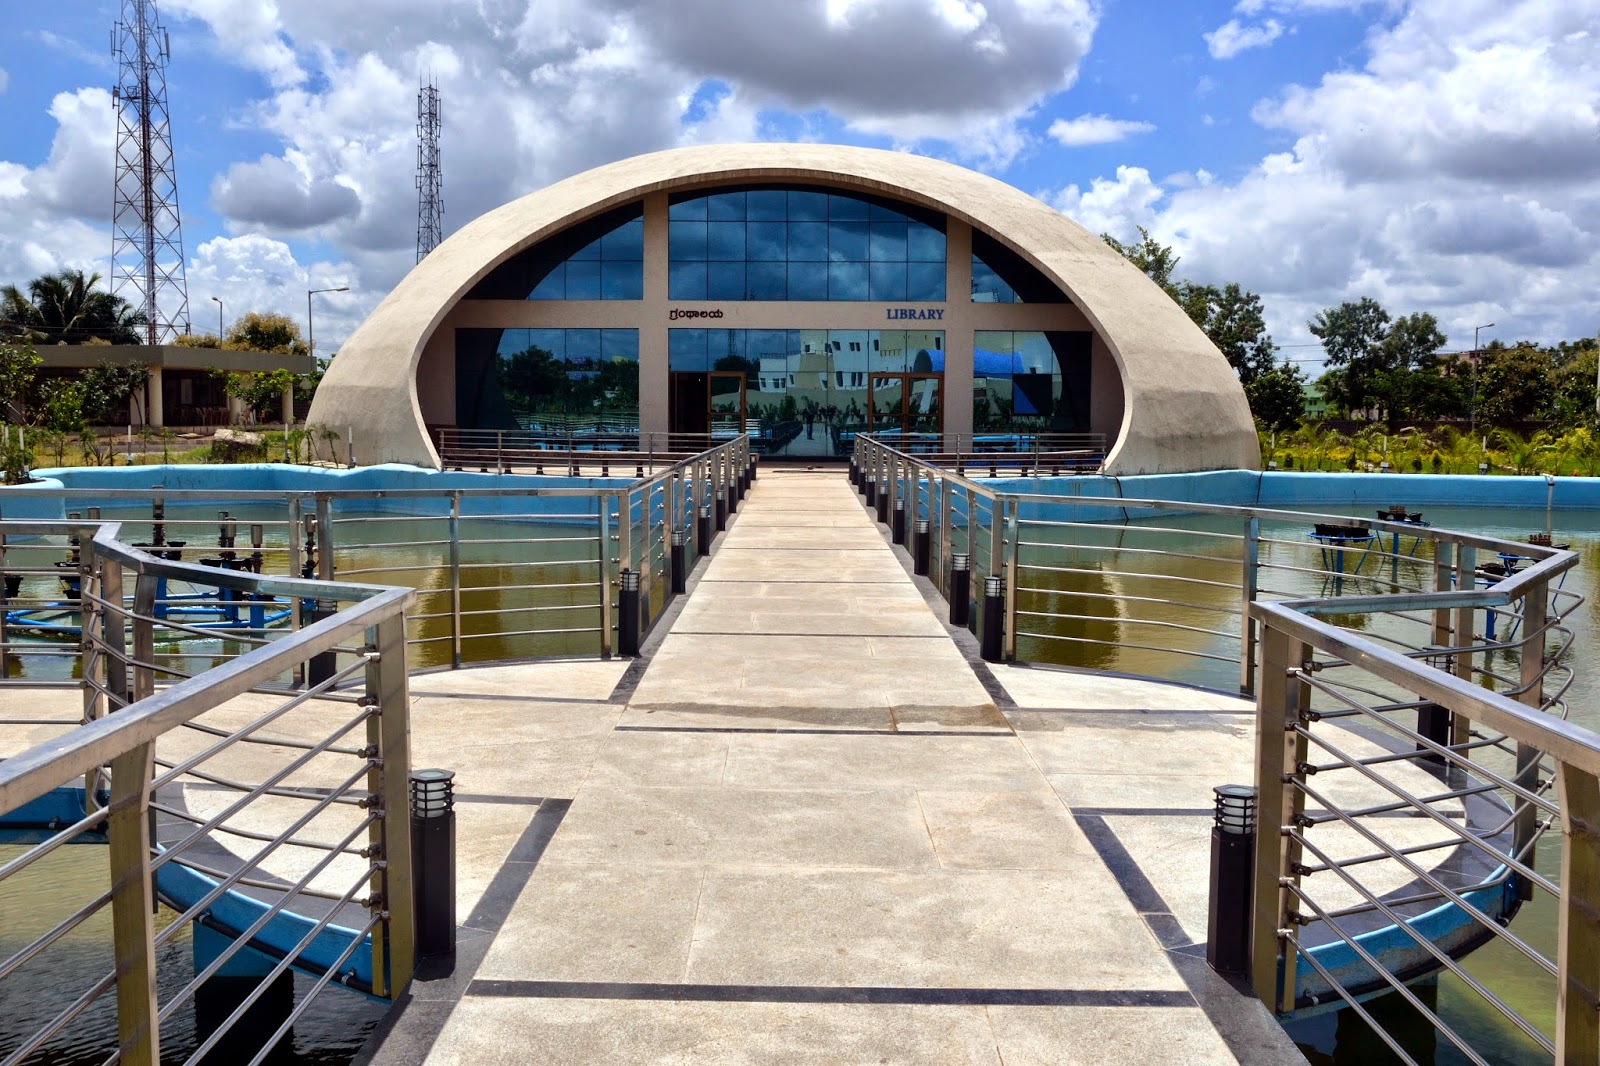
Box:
[309,144,1258,473]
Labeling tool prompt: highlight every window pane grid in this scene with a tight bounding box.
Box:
[668,185,946,301]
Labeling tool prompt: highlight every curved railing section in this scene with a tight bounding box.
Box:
[0,520,416,1066]
[853,433,1597,1064]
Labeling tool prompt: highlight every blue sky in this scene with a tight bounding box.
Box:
[1,0,1595,362]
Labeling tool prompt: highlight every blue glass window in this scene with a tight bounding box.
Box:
[456,327,640,431]
[970,230,1070,304]
[972,331,1092,432]
[668,185,946,301]
[465,206,644,301]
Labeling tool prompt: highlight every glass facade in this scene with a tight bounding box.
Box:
[456,328,639,431]
[465,206,644,301]
[972,331,1093,433]
[442,184,1102,448]
[970,230,1069,304]
[667,187,946,302]
[668,328,942,457]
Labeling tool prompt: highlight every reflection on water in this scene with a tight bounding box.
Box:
[0,844,383,1065]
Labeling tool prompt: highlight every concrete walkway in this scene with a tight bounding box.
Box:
[369,470,1307,1066]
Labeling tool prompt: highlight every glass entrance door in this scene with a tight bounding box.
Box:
[708,372,746,438]
[869,373,942,440]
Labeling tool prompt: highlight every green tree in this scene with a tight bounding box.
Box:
[1475,343,1555,427]
[1181,283,1277,384]
[1101,227,1182,296]
[220,368,300,423]
[0,269,146,345]
[1308,298,1391,417]
[225,312,310,356]
[0,341,42,423]
[81,360,151,424]
[1246,359,1307,431]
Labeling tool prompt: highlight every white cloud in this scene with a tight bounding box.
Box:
[212,153,360,231]
[1204,18,1284,59]
[0,68,9,94]
[1049,166,1165,242]
[1047,114,1155,146]
[187,234,364,351]
[1050,0,1600,351]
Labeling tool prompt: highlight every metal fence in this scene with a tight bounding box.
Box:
[852,433,1596,1061]
[0,522,416,1065]
[0,437,751,678]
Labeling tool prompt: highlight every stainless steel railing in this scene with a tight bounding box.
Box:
[0,437,750,678]
[0,522,416,1066]
[854,433,1595,1061]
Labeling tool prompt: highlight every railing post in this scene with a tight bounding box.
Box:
[936,475,951,595]
[1251,618,1309,1013]
[1432,541,1454,651]
[1004,499,1018,661]
[598,499,613,658]
[107,739,159,1066]
[1239,517,1260,696]
[1513,577,1549,901]
[131,573,157,703]
[366,613,415,999]
[1555,761,1600,1062]
[448,492,462,670]
[1453,545,1476,752]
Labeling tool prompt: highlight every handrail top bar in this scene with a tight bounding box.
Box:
[855,435,1578,598]
[1251,598,1600,775]
[86,524,396,602]
[0,586,414,813]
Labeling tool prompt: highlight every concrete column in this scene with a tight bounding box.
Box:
[146,366,164,428]
[282,386,295,427]
[639,192,670,443]
[942,220,975,446]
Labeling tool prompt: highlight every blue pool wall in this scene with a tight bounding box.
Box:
[5,464,1594,528]
[963,469,1596,524]
[0,464,636,522]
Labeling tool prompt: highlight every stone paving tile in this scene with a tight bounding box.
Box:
[426,998,1002,1065]
[719,526,888,550]
[585,730,731,786]
[700,548,906,583]
[542,786,938,869]
[985,1005,1237,1065]
[990,663,1253,712]
[617,703,898,731]
[916,789,1093,870]
[473,864,703,984]
[630,633,991,712]
[409,658,630,701]
[722,733,1043,792]
[683,867,1183,991]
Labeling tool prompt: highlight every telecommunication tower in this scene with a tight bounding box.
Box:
[111,0,191,344]
[416,81,443,262]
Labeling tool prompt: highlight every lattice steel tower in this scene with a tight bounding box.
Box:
[416,81,443,262]
[111,0,191,344]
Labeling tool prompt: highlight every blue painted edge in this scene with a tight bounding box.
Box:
[154,849,375,993]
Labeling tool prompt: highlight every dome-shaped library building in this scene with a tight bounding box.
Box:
[309,144,1257,474]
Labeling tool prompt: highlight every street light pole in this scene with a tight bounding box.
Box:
[1471,322,1494,436]
[307,286,350,358]
[210,295,223,339]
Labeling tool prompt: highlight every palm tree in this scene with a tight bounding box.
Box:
[0,269,146,345]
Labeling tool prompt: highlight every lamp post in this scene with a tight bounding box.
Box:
[307,286,349,358]
[1470,322,1494,435]
[210,295,223,339]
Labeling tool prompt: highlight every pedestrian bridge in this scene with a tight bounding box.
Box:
[0,438,1593,1065]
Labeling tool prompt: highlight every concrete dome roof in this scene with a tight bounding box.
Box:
[308,143,1258,473]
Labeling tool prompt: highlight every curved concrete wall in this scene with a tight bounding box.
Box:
[308,144,1258,474]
